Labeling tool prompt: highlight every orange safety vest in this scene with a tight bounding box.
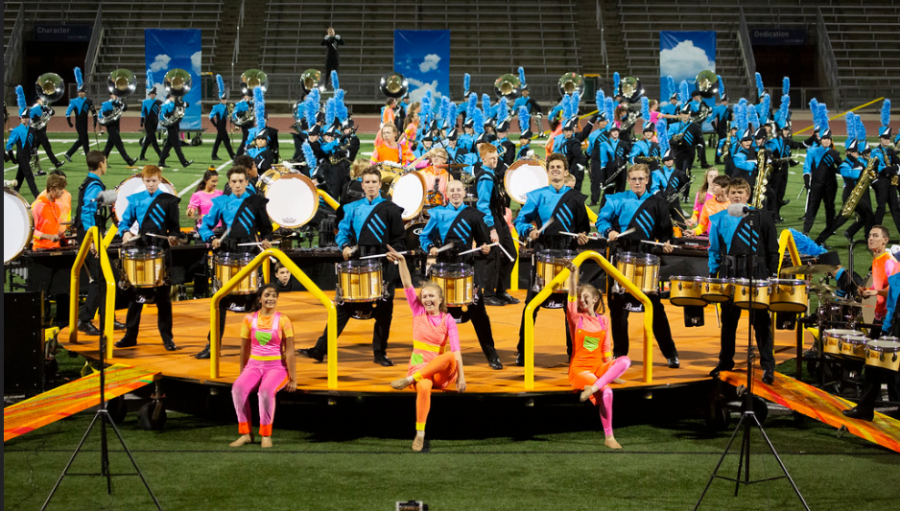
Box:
[32,195,62,250]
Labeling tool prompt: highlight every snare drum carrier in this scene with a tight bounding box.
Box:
[117,189,181,303]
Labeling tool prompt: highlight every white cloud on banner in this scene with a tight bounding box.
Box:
[418,54,441,73]
[191,51,202,75]
[660,40,715,82]
[149,54,171,73]
[407,77,443,104]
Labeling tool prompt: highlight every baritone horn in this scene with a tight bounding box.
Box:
[32,73,64,130]
[494,73,521,98]
[300,69,322,94]
[99,68,135,125]
[695,70,719,99]
[240,69,268,95]
[160,68,192,127]
[558,72,584,97]
[379,72,408,98]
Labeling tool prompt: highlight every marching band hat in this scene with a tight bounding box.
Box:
[820,128,833,139]
[642,122,655,133]
[496,119,511,132]
[720,94,729,102]
[447,128,458,140]
[669,91,679,100]
[662,147,675,161]
[740,129,753,141]
[341,117,355,129]
[690,89,702,98]
[148,86,157,95]
[608,124,620,132]
[255,128,268,140]
[595,111,608,122]
[563,118,578,131]
[463,117,475,128]
[880,126,893,138]
[754,128,767,140]
[315,112,326,124]
[679,103,692,114]
[519,129,533,140]
[308,125,322,136]
[422,132,434,142]
[846,139,860,153]
[324,122,340,136]
[483,118,495,128]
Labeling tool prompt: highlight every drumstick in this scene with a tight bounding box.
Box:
[360,250,409,260]
[559,231,600,240]
[617,227,636,238]
[640,240,668,247]
[459,242,498,255]
[534,217,555,236]
[237,240,281,247]
[435,243,455,254]
[496,243,515,262]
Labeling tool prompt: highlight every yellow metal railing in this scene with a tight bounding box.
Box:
[511,206,595,292]
[523,250,656,390]
[209,249,337,387]
[777,229,802,274]
[68,225,118,359]
[317,189,341,211]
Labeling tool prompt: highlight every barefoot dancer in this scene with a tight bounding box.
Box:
[231,284,297,448]
[387,245,466,452]
[566,266,631,449]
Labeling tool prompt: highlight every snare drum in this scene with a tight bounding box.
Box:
[535,249,576,293]
[504,159,549,204]
[113,175,177,228]
[430,263,474,306]
[264,174,319,228]
[839,332,870,360]
[614,252,659,294]
[4,188,33,263]
[214,252,259,295]
[865,337,900,372]
[668,276,705,307]
[733,278,772,310]
[390,171,426,221]
[700,278,734,303]
[769,279,809,313]
[120,246,167,288]
[823,329,858,357]
[336,260,383,303]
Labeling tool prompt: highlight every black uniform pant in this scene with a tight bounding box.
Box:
[714,127,727,162]
[313,292,394,357]
[571,166,585,195]
[873,178,900,231]
[516,290,573,356]
[103,125,134,163]
[292,134,306,160]
[803,177,837,234]
[589,159,603,204]
[122,285,174,342]
[815,187,874,244]
[694,138,709,168]
[608,292,678,359]
[66,126,92,157]
[717,301,775,371]
[771,164,789,217]
[140,123,161,159]
[159,127,190,166]
[674,145,695,178]
[34,129,61,166]
[856,366,900,413]
[78,253,103,324]
[479,217,516,298]
[235,125,251,157]
[211,126,235,159]
[13,151,39,198]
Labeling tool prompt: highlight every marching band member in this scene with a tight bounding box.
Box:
[249,129,274,174]
[341,118,360,161]
[64,67,97,161]
[7,88,40,199]
[860,226,898,338]
[566,270,629,449]
[444,129,462,162]
[139,72,162,161]
[872,100,900,229]
[727,128,758,190]
[814,139,874,246]
[711,95,731,165]
[74,151,126,335]
[158,93,193,168]
[686,167,720,229]
[458,117,477,154]
[474,143,518,306]
[195,165,274,359]
[648,146,690,225]
[186,168,223,229]
[587,112,611,205]
[32,174,68,250]
[598,125,628,199]
[560,117,592,192]
[413,132,434,159]
[512,69,543,128]
[595,163,680,368]
[668,104,704,183]
[629,121,662,172]
[388,246,466,452]
[707,178,777,384]
[209,75,235,161]
[801,125,841,237]
[322,27,344,87]
[224,154,259,196]
[30,94,64,173]
[370,123,415,166]
[233,91,253,157]
[300,166,406,366]
[660,92,680,117]
[114,165,180,352]
[513,154,590,365]
[766,118,810,224]
[98,91,138,166]
[495,119,516,167]
[419,180,502,369]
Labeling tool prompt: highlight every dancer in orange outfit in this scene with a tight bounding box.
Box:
[371,124,415,166]
[566,266,630,449]
[387,245,466,452]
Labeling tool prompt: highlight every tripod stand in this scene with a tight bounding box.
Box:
[695,208,809,510]
[42,239,161,510]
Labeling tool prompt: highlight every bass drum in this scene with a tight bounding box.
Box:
[257,167,290,195]
[113,175,177,230]
[264,174,320,228]
[405,221,427,252]
[504,159,548,204]
[390,171,426,221]
[4,188,34,263]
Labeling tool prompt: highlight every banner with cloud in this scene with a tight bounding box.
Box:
[660,31,716,131]
[394,30,450,108]
[145,29,202,130]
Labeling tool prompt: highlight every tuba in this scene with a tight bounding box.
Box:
[379,72,408,98]
[99,69,136,125]
[694,70,719,98]
[494,73,521,98]
[841,156,877,218]
[620,76,644,103]
[32,73,64,130]
[159,68,192,127]
[558,72,584,97]
[234,69,267,127]
[299,69,321,94]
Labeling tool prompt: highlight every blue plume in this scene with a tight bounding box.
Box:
[325,97,336,126]
[789,228,827,256]
[463,73,471,94]
[604,97,615,123]
[657,117,669,155]
[472,108,484,134]
[481,94,492,121]
[16,85,27,113]
[304,96,317,129]
[421,90,433,126]
[856,111,867,140]
[782,77,790,96]
[666,76,676,100]
[678,80,690,104]
[518,105,530,133]
[755,72,764,97]
[216,74,225,99]
[817,102,830,132]
[497,98,509,122]
[330,70,339,90]
[595,88,605,110]
[845,112,857,142]
[760,94,771,122]
[571,91,581,119]
[641,96,650,123]
[302,141,317,173]
[447,102,458,129]
[518,67,526,88]
[717,75,725,99]
[777,94,790,126]
[734,99,747,132]
[440,95,450,126]
[309,87,321,109]
[747,104,760,131]
[334,89,348,122]
[809,98,820,127]
[253,86,266,129]
[882,99,892,127]
[75,67,84,89]
[613,72,620,96]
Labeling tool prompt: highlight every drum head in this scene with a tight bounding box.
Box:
[4,188,34,263]
[390,171,426,221]
[265,174,319,228]
[504,159,548,204]
[113,175,178,228]
[258,168,288,195]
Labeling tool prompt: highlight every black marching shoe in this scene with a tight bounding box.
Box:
[195,344,211,359]
[114,337,137,348]
[36,169,47,176]
[499,292,520,305]
[515,352,525,367]
[211,156,222,161]
[374,354,394,367]
[842,406,874,422]
[483,296,506,307]
[762,368,775,384]
[54,160,65,169]
[182,160,194,167]
[163,338,177,351]
[708,364,733,379]
[127,159,138,166]
[667,355,680,369]
[139,157,149,162]
[297,348,324,362]
[114,320,127,330]
[78,321,102,336]
[488,357,503,370]
[63,153,73,163]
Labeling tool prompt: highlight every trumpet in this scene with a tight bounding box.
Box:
[99,69,135,126]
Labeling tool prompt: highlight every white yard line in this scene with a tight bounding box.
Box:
[178,159,233,197]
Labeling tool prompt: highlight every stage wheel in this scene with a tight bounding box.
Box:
[706,399,730,431]
[107,396,128,424]
[138,400,167,430]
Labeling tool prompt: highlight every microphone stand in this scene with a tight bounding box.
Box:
[695,208,809,510]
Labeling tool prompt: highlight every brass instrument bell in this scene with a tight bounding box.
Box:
[107,68,136,97]
[557,72,584,97]
[35,73,65,104]
[379,72,408,98]
[240,69,268,95]
[695,70,718,99]
[163,68,192,97]
[300,69,322,94]
[494,73,521,98]
[620,76,644,102]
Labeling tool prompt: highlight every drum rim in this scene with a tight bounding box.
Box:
[4,187,34,264]
[535,248,577,261]
[868,340,900,350]
[700,277,734,284]
[215,252,255,263]
[113,175,177,223]
[733,278,771,287]
[504,159,549,204]
[669,275,705,282]
[264,173,320,228]
[617,251,659,263]
[337,259,382,269]
[771,278,808,285]
[120,246,166,257]
[389,171,426,221]
[823,328,861,337]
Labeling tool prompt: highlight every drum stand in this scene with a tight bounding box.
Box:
[695,211,810,511]
[42,283,161,510]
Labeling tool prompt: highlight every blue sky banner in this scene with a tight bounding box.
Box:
[660,31,716,130]
[145,29,202,130]
[394,30,450,104]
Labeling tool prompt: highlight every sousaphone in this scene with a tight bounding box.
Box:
[379,72,408,98]
[99,69,136,125]
[32,73,65,130]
